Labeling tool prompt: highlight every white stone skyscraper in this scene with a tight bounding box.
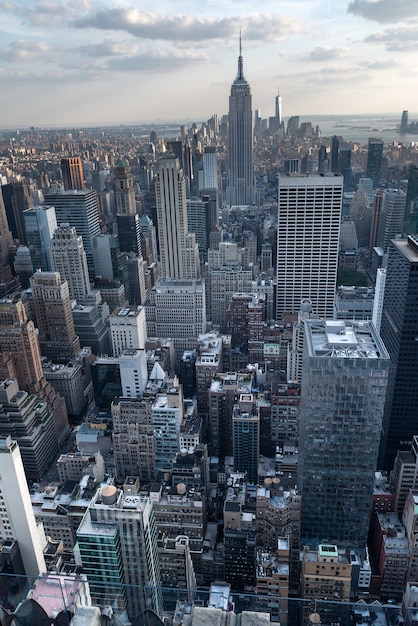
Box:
[276,173,343,319]
[51,223,91,302]
[155,156,200,279]
[226,36,255,206]
[0,435,46,577]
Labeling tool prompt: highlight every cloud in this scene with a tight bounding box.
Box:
[347,0,418,24]
[365,25,418,51]
[300,46,350,62]
[0,39,55,62]
[73,8,304,43]
[0,0,92,25]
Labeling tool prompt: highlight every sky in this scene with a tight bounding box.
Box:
[0,0,418,127]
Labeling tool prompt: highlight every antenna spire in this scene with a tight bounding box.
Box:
[237,29,244,80]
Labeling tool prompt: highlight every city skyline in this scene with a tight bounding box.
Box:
[1,0,418,127]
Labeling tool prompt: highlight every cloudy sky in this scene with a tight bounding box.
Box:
[0,0,417,127]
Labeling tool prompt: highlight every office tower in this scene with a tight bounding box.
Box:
[0,435,46,576]
[155,156,200,279]
[2,181,33,244]
[368,189,384,262]
[299,320,390,546]
[126,252,147,306]
[51,223,91,302]
[228,292,264,351]
[140,214,158,266]
[46,190,101,279]
[376,189,406,252]
[119,348,148,398]
[0,292,69,444]
[72,290,110,355]
[391,436,418,516]
[233,393,259,483]
[226,38,255,206]
[111,397,156,482]
[30,271,80,363]
[152,382,183,470]
[92,232,130,290]
[109,305,147,357]
[187,196,210,263]
[91,168,108,194]
[0,379,58,480]
[13,245,33,288]
[330,135,339,173]
[255,540,289,624]
[0,192,17,293]
[317,145,328,174]
[276,174,343,319]
[114,160,136,215]
[366,138,384,188]
[77,486,163,620]
[203,146,219,190]
[379,236,418,469]
[195,332,224,418]
[275,90,282,128]
[60,157,85,191]
[372,268,386,332]
[23,205,57,271]
[403,164,418,236]
[401,110,409,133]
[146,278,206,368]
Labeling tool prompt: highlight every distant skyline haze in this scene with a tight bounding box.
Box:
[1,0,418,127]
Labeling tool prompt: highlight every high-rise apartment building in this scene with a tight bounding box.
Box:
[152,382,183,471]
[226,39,255,206]
[366,139,384,188]
[51,223,91,302]
[276,173,343,319]
[379,236,418,469]
[0,435,46,576]
[46,190,101,279]
[155,157,200,279]
[299,320,389,546]
[0,192,18,294]
[23,205,57,272]
[30,271,80,363]
[60,157,85,191]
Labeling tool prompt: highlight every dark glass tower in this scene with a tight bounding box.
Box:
[403,164,418,236]
[366,138,383,188]
[379,236,418,469]
[226,36,255,206]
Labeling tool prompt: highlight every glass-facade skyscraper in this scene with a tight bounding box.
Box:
[299,320,389,547]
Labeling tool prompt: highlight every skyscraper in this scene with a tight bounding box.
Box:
[403,164,418,236]
[299,320,389,546]
[23,205,57,272]
[51,223,91,302]
[60,157,85,191]
[30,271,80,363]
[366,138,384,188]
[0,191,17,294]
[0,435,46,576]
[46,190,101,279]
[226,36,255,206]
[114,160,143,256]
[379,236,418,469]
[155,156,200,279]
[276,173,343,319]
[233,393,259,483]
[376,189,406,253]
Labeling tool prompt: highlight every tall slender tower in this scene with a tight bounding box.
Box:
[51,223,91,302]
[226,35,255,206]
[155,156,200,279]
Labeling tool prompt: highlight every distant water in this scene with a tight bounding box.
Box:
[297,113,418,144]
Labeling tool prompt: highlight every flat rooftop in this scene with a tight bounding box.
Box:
[305,320,390,360]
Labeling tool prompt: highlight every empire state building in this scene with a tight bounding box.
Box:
[227,38,255,207]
